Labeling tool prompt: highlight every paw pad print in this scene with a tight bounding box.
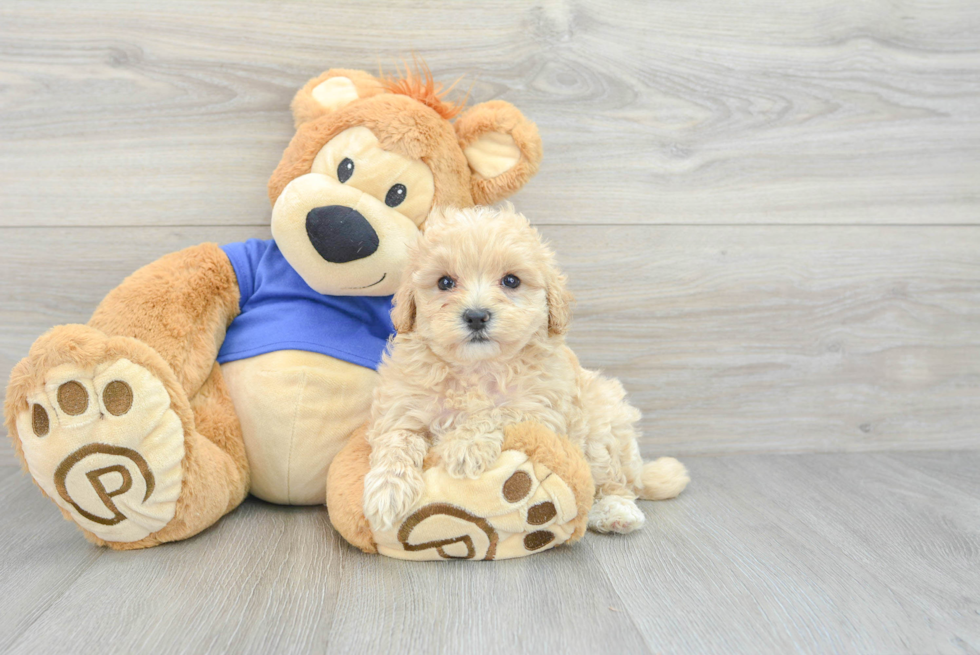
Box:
[15,358,185,543]
[373,449,581,560]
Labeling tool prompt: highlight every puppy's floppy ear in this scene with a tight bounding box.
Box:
[290,69,386,128]
[390,275,417,333]
[454,100,543,205]
[546,265,573,336]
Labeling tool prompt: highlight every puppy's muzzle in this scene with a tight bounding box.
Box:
[463,308,492,332]
[305,205,379,263]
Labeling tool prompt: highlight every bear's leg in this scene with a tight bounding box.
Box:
[4,243,248,549]
[4,325,249,549]
[187,362,250,511]
[87,242,241,401]
[330,422,597,560]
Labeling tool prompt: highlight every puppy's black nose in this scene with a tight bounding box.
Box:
[463,308,492,331]
[305,205,379,263]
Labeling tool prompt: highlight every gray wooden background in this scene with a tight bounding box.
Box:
[1,0,978,465]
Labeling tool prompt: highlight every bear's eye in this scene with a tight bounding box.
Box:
[501,274,521,289]
[385,183,407,207]
[337,158,354,183]
[437,276,455,291]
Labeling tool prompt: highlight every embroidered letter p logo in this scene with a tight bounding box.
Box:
[54,444,156,526]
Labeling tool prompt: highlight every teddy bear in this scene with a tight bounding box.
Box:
[4,63,596,559]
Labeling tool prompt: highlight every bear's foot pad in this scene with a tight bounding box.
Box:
[15,353,184,543]
[374,450,579,561]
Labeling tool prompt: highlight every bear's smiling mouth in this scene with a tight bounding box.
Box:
[343,273,386,290]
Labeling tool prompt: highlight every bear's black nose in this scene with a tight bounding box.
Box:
[305,205,379,263]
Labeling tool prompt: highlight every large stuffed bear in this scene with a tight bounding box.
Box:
[4,64,595,559]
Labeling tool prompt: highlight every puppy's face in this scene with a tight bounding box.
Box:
[392,206,571,363]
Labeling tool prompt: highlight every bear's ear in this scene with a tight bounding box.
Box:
[454,100,543,205]
[290,69,386,128]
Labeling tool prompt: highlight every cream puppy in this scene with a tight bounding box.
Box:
[362,205,689,534]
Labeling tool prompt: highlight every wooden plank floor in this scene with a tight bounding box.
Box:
[1,451,978,654]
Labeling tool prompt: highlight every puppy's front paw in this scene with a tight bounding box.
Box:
[438,434,503,479]
[363,466,425,531]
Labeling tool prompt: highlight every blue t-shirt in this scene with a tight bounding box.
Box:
[217,239,395,370]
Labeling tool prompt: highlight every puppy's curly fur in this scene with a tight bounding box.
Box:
[363,205,689,534]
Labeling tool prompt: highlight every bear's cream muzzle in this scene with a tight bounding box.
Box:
[271,173,419,297]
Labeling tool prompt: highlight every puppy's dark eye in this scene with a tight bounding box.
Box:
[501,274,521,289]
[437,276,456,291]
[337,158,354,183]
[385,183,407,207]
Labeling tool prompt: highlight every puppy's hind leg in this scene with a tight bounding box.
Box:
[583,385,688,532]
[584,442,646,534]
[608,425,689,504]
[589,493,646,534]
[602,382,690,503]
[588,445,688,533]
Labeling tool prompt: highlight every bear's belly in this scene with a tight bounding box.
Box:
[221,350,378,505]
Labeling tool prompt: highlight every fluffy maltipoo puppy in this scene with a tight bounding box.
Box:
[362,205,689,534]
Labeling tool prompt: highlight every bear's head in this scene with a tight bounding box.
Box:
[267,65,543,297]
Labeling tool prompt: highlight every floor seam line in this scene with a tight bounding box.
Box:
[3,546,107,651]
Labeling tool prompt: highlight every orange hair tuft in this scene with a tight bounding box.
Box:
[381,56,467,120]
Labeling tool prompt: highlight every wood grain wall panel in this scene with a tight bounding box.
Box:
[1,0,978,227]
[1,224,976,463]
